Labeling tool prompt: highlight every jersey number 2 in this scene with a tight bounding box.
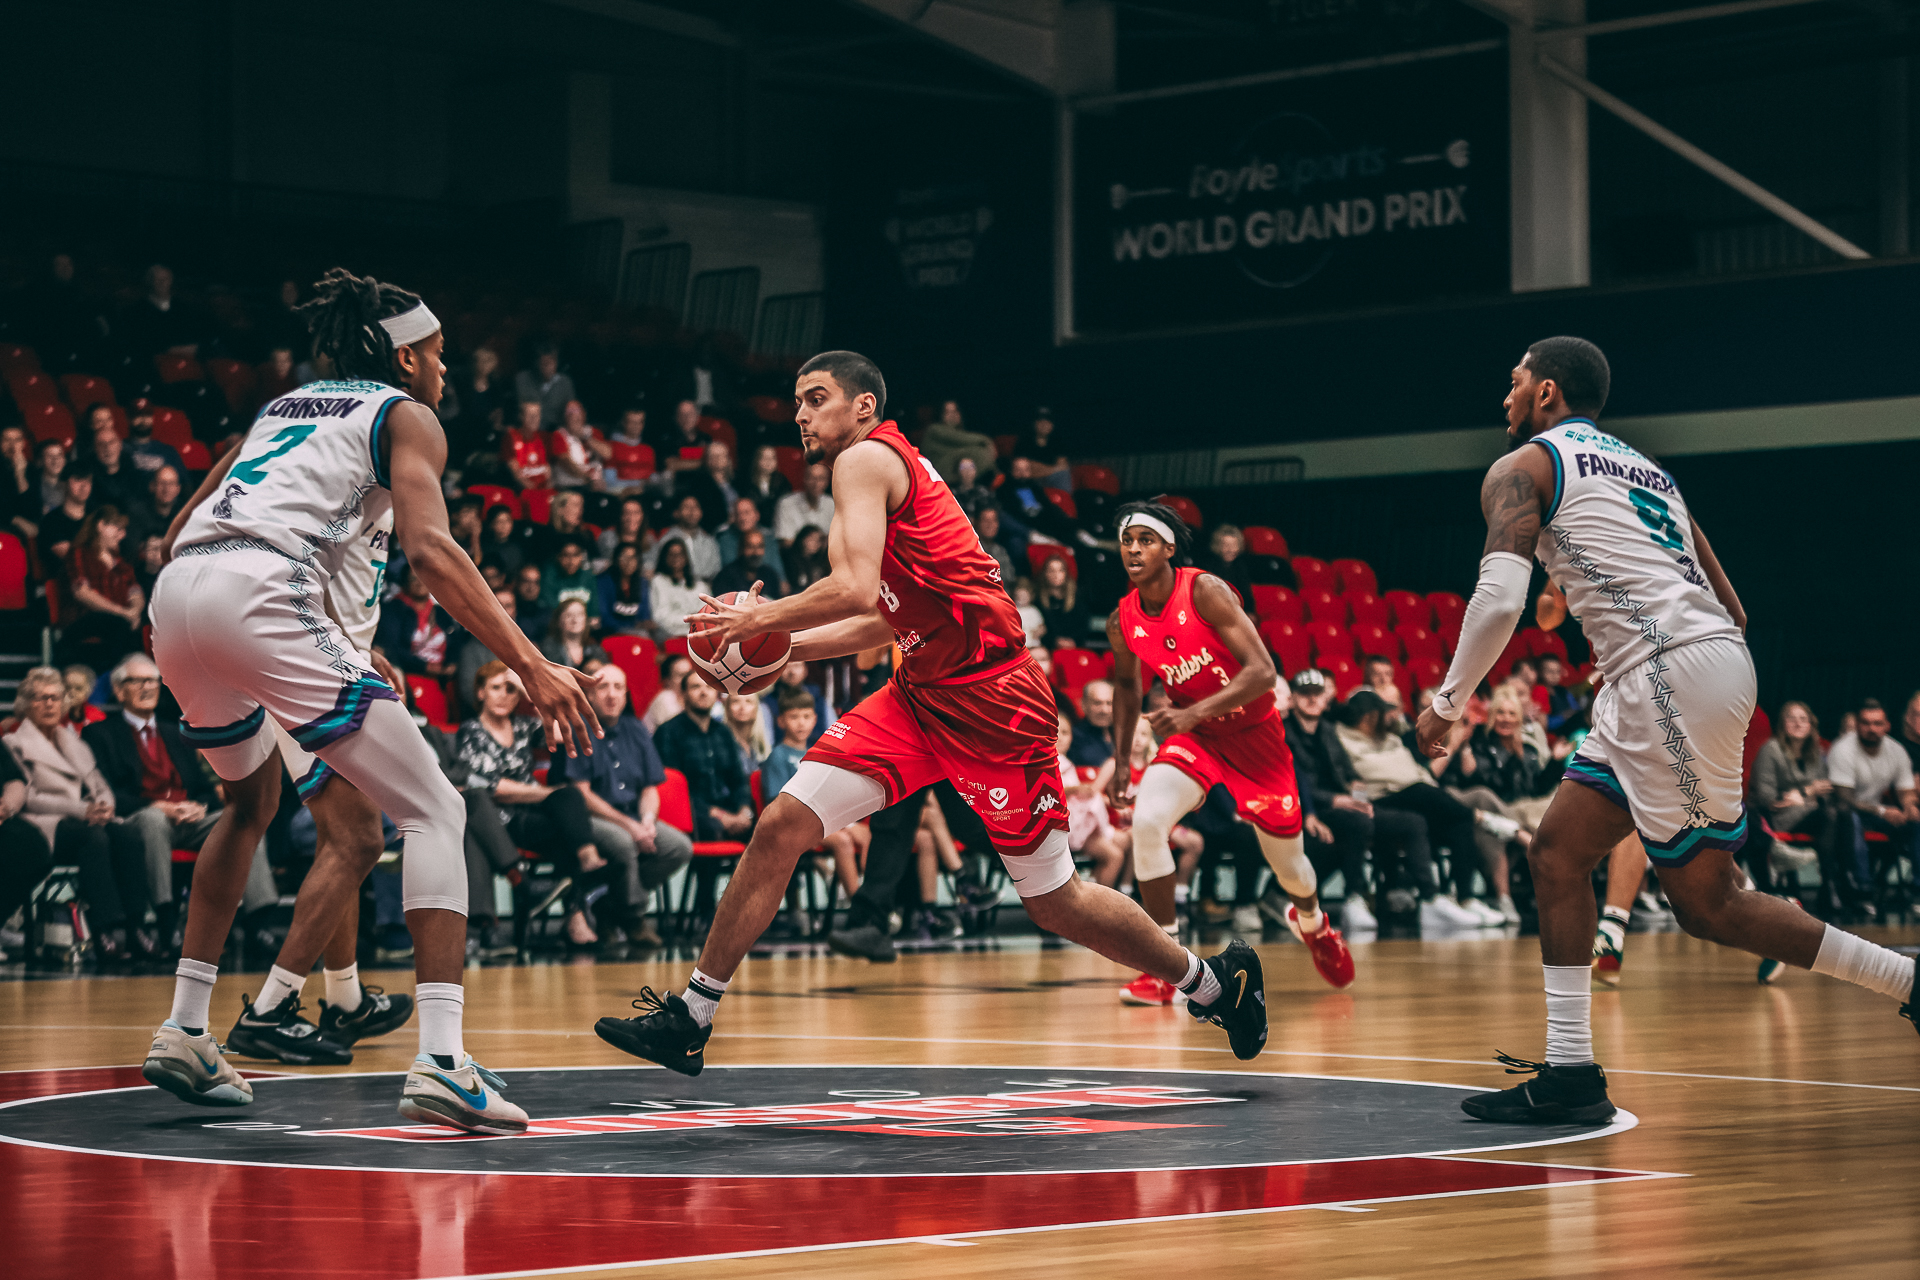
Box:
[1628,487,1685,552]
[230,423,318,485]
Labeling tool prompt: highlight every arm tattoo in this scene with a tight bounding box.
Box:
[1481,460,1543,557]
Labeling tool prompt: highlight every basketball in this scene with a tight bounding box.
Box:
[687,592,791,695]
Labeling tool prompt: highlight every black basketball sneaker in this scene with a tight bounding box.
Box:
[1902,961,1918,1037]
[1459,1053,1617,1124]
[225,992,353,1066]
[1186,939,1268,1060]
[319,986,415,1047]
[594,986,712,1076]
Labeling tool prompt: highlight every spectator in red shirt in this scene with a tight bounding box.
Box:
[503,401,552,490]
[59,508,143,669]
[548,400,609,491]
[375,563,456,680]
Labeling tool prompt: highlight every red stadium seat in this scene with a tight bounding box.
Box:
[0,534,27,611]
[746,395,793,425]
[1427,592,1468,630]
[521,488,555,525]
[1436,618,1461,657]
[602,635,659,712]
[1397,625,1445,664]
[1043,488,1078,521]
[1162,495,1202,528]
[1242,525,1288,558]
[993,434,1016,459]
[772,445,805,490]
[1330,558,1377,596]
[465,484,521,520]
[663,635,690,657]
[1383,590,1430,629]
[151,407,194,448]
[1352,623,1398,659]
[7,371,60,408]
[25,402,74,445]
[1259,618,1312,677]
[154,353,204,384]
[1407,655,1448,695]
[1051,647,1110,693]
[1291,556,1335,595]
[659,768,746,859]
[1320,655,1363,698]
[0,345,38,378]
[1345,591,1391,629]
[1306,620,1352,663]
[1300,587,1344,623]
[1249,584,1302,623]
[204,358,257,413]
[1522,627,1569,661]
[697,417,736,454]
[609,442,654,482]
[1026,544,1076,579]
[406,676,452,729]
[177,440,211,472]
[1490,633,1528,683]
[60,374,117,412]
[1070,464,1119,496]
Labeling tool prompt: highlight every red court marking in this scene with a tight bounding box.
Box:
[0,1067,1666,1279]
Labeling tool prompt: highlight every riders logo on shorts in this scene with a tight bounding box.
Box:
[988,787,1009,809]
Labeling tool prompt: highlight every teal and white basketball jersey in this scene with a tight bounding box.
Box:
[175,379,403,588]
[1528,418,1742,682]
[328,512,392,654]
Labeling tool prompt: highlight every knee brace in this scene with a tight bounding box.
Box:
[782,761,888,835]
[1256,829,1318,899]
[1129,763,1206,882]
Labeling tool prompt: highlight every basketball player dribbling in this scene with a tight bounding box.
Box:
[1106,501,1353,1004]
[1415,336,1917,1124]
[141,269,598,1133]
[595,352,1269,1071]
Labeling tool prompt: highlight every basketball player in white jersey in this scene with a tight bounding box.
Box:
[1415,336,1917,1123]
[140,269,597,1133]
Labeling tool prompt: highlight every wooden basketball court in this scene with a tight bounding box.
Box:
[4,929,1917,1278]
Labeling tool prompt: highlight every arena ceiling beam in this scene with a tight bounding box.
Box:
[839,0,1115,98]
[544,0,741,49]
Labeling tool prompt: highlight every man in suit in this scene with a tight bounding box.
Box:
[83,652,275,939]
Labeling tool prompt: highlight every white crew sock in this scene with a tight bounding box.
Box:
[253,965,304,1016]
[1597,904,1629,953]
[1543,964,1594,1065]
[169,958,219,1034]
[1811,925,1917,1001]
[416,982,465,1065]
[324,964,362,1011]
[682,968,730,1027]
[1177,950,1222,1006]
[1160,922,1181,939]
[1294,906,1324,935]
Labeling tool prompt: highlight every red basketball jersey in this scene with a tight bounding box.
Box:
[864,420,1026,685]
[1115,567,1275,735]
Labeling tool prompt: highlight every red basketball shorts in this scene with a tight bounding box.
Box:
[1152,714,1303,839]
[804,655,1067,859]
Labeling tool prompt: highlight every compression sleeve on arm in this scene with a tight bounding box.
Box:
[1432,552,1533,721]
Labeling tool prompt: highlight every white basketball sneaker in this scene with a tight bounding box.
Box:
[142,1020,254,1107]
[398,1055,529,1135]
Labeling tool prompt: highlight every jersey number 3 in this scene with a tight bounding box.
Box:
[1628,486,1685,552]
[230,423,318,485]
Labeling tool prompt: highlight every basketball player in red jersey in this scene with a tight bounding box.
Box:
[596,353,1268,1070]
[1108,502,1354,1002]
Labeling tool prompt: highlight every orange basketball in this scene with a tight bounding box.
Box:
[687,592,792,695]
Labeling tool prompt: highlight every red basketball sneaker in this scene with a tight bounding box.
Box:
[1286,905,1356,989]
[1119,973,1180,1006]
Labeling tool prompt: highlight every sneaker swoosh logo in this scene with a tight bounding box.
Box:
[686,1046,702,1056]
[429,1071,489,1110]
[1233,969,1248,1008]
[189,1045,222,1076]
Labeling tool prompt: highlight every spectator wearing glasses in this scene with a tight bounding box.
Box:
[1828,698,1919,914]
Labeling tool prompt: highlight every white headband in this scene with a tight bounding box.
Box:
[1119,512,1179,545]
[377,301,440,347]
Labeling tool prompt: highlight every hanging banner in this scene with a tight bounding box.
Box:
[1074,53,1509,334]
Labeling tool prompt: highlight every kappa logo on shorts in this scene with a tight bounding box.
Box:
[988,787,1009,809]
[1034,794,1059,814]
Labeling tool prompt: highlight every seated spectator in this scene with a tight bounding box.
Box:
[1,425,38,544]
[448,345,510,466]
[1070,679,1115,766]
[653,672,754,842]
[121,263,202,356]
[85,412,141,511]
[596,496,650,569]
[974,506,1016,585]
[455,588,519,720]
[1436,685,1559,923]
[1750,699,1833,893]
[132,534,165,598]
[60,508,144,669]
[597,542,652,637]
[1010,407,1070,488]
[0,743,53,964]
[514,342,575,428]
[258,346,299,401]
[951,456,994,523]
[1828,698,1917,912]
[784,523,831,591]
[1536,654,1589,737]
[539,599,609,671]
[538,535,601,628]
[31,438,67,516]
[526,490,588,567]
[1201,524,1254,605]
[1337,689,1486,929]
[1901,691,1920,774]
[675,441,738,532]
[774,464,834,549]
[62,665,105,728]
[503,402,553,489]
[762,690,870,904]
[456,662,615,947]
[548,400,609,491]
[997,457,1084,546]
[1360,655,1408,732]
[5,667,150,959]
[548,665,694,948]
[601,406,651,495]
[742,444,791,523]
[375,564,455,680]
[723,692,769,781]
[648,539,709,641]
[715,527,791,600]
[1033,555,1087,649]
[648,495,722,582]
[759,660,830,746]
[647,398,708,480]
[645,656,693,732]
[128,466,185,545]
[511,564,550,640]
[38,467,95,569]
[1011,578,1045,647]
[715,495,765,567]
[1282,670,1391,931]
[1056,709,1126,886]
[478,503,528,577]
[124,404,185,483]
[922,399,998,486]
[448,494,486,564]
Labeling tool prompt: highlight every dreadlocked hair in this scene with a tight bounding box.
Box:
[1114,498,1194,561]
[294,267,422,385]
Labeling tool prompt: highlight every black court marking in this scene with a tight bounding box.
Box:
[0,1064,1631,1179]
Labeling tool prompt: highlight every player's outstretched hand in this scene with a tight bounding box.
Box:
[1413,706,1453,759]
[686,581,764,650]
[521,660,602,758]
